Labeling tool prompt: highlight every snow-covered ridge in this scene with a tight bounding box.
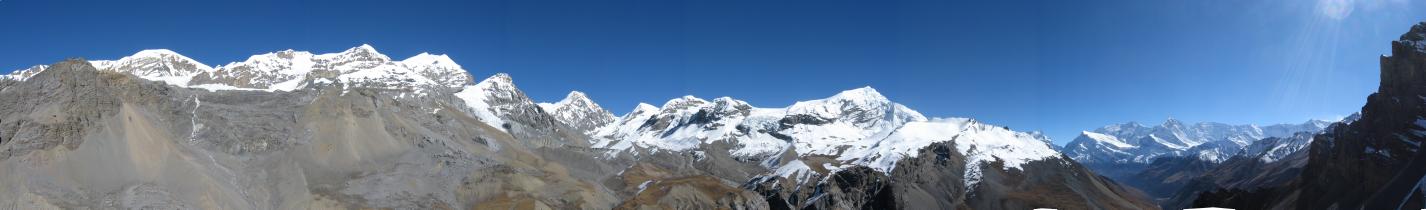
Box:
[6,44,472,93]
[1,65,47,81]
[588,86,1062,187]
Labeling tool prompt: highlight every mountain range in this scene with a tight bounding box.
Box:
[0,44,1152,209]
[1062,118,1332,200]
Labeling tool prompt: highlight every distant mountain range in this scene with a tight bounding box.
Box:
[1061,118,1333,200]
[1066,119,1331,166]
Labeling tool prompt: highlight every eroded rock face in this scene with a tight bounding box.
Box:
[0,59,123,157]
[0,60,623,209]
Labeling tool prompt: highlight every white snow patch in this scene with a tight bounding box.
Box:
[187,84,267,92]
[1081,131,1135,148]
[454,85,508,132]
[773,159,816,185]
[637,180,656,193]
[189,97,203,143]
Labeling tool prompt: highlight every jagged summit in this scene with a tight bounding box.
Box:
[787,86,925,129]
[472,73,517,93]
[539,91,616,134]
[402,52,458,68]
[1382,22,1426,95]
[400,52,470,87]
[457,73,530,130]
[328,44,391,61]
[1398,22,1426,53]
[480,73,514,84]
[1163,117,1185,127]
[556,91,593,105]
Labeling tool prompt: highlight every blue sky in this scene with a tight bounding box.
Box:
[1,0,1422,145]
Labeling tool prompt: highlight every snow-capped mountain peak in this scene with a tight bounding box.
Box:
[632,103,659,115]
[402,53,459,68]
[661,95,709,112]
[401,52,470,87]
[539,91,616,133]
[88,49,215,86]
[1163,118,1185,128]
[709,97,753,113]
[786,86,926,129]
[324,44,391,62]
[831,86,887,101]
[454,72,565,137]
[474,73,515,91]
[546,91,595,108]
